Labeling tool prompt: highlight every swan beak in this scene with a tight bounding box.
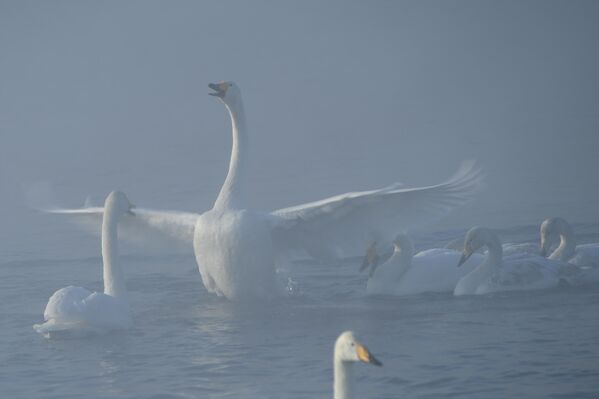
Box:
[357,343,383,366]
[457,250,472,267]
[208,82,228,98]
[128,204,136,216]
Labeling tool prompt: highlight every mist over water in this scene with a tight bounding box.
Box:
[1,1,599,398]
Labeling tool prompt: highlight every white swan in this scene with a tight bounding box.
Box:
[454,227,562,296]
[540,217,599,266]
[362,234,483,296]
[45,81,482,300]
[540,217,599,284]
[34,191,134,335]
[333,331,382,399]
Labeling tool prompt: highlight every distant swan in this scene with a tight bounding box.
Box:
[34,191,134,335]
[46,81,483,301]
[333,331,382,399]
[540,217,599,266]
[540,217,599,284]
[362,234,482,296]
[455,227,562,296]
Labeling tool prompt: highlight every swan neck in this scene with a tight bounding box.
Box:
[334,358,354,399]
[393,246,413,281]
[214,99,248,210]
[550,223,576,261]
[102,208,127,301]
[484,235,503,271]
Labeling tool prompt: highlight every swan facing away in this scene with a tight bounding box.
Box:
[334,331,382,399]
[455,227,562,296]
[34,191,134,335]
[193,81,483,300]
[45,81,482,301]
[363,234,483,296]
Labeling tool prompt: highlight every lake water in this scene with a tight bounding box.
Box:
[1,221,599,399]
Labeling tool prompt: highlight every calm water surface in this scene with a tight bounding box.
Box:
[1,224,599,398]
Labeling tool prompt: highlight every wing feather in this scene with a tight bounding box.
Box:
[270,161,483,261]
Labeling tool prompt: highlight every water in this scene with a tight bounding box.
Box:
[1,224,599,399]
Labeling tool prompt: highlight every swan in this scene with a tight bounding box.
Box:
[540,217,599,266]
[44,81,483,300]
[333,331,382,399]
[33,191,134,335]
[454,227,562,296]
[540,217,599,284]
[362,233,483,296]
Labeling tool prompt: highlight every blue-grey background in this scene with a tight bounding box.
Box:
[1,2,599,398]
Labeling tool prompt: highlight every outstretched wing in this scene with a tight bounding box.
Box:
[45,206,199,250]
[270,161,483,261]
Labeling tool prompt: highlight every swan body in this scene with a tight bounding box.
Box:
[334,331,382,399]
[364,234,483,296]
[34,191,134,335]
[47,81,483,301]
[454,227,562,296]
[194,208,275,299]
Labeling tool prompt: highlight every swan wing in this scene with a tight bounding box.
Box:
[45,206,199,249]
[270,162,482,260]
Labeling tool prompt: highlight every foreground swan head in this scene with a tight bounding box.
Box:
[209,81,242,108]
[458,226,502,266]
[334,331,382,399]
[540,217,575,259]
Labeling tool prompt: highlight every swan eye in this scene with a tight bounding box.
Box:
[351,343,355,347]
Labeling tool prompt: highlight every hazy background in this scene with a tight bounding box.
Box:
[1,0,598,260]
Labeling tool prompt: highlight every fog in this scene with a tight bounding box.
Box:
[2,1,598,259]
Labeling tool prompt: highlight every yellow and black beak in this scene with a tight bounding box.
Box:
[356,343,383,367]
[208,82,229,98]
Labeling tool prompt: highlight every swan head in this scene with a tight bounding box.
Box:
[393,233,414,255]
[104,191,135,218]
[458,226,499,266]
[540,217,570,257]
[334,331,382,366]
[208,81,242,106]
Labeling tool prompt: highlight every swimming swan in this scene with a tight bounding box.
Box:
[362,234,482,296]
[455,227,562,296]
[45,81,482,300]
[34,191,134,335]
[540,217,599,266]
[333,331,382,399]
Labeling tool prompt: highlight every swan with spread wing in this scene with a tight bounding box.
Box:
[46,81,482,300]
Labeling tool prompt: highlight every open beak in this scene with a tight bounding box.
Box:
[457,249,472,267]
[208,82,228,98]
[357,343,383,366]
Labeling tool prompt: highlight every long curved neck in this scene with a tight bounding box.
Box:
[102,208,127,301]
[549,222,576,261]
[214,99,248,210]
[334,358,354,399]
